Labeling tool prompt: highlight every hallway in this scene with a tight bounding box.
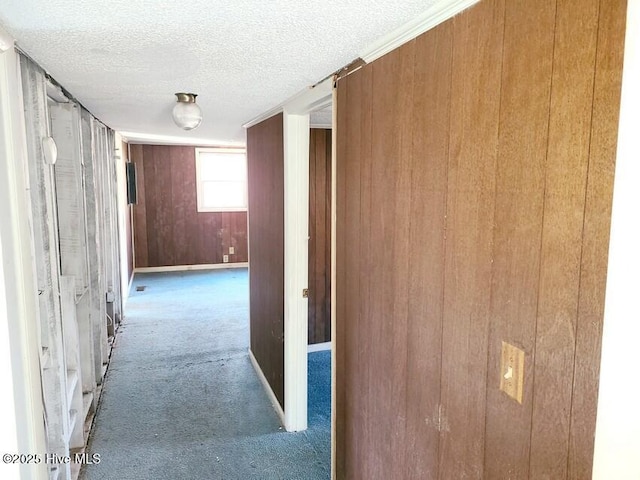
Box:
[80,269,330,480]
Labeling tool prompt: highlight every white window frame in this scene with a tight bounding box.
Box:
[195,147,247,213]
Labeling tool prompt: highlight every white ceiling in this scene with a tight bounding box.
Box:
[310,105,333,128]
[0,0,442,146]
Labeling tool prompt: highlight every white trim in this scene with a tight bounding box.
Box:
[307,341,331,353]
[282,112,310,432]
[243,107,283,130]
[194,147,248,213]
[115,133,131,309]
[309,122,332,130]
[248,348,286,426]
[127,142,136,269]
[359,0,481,63]
[593,2,640,478]
[134,262,248,273]
[119,131,245,148]
[284,78,333,115]
[0,35,49,479]
[129,208,135,300]
[244,77,334,129]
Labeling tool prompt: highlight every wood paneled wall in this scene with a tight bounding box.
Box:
[335,0,626,478]
[308,128,332,345]
[130,144,248,268]
[247,114,285,408]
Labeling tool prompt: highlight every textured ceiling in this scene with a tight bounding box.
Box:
[310,105,332,127]
[0,0,440,145]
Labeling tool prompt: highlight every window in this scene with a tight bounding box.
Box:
[195,148,247,212]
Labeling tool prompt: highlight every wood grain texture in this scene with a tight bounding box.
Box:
[354,64,374,480]
[333,0,626,476]
[170,146,188,264]
[313,129,327,346]
[308,128,332,345]
[152,145,174,266]
[529,0,600,477]
[389,43,414,477]
[367,56,394,478]
[343,68,363,479]
[247,114,285,408]
[309,129,317,339]
[438,2,504,478]
[483,0,556,477]
[334,72,349,479]
[369,40,415,480]
[567,1,627,478]
[129,145,248,267]
[142,146,159,266]
[404,22,452,480]
[323,130,332,342]
[335,63,377,480]
[130,144,148,268]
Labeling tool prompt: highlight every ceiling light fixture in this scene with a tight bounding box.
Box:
[172,93,202,130]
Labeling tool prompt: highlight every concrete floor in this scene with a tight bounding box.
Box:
[80,269,330,480]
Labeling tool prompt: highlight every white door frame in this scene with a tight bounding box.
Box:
[0,28,48,480]
[243,78,333,433]
[281,78,334,432]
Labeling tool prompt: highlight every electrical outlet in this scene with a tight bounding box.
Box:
[223,254,229,263]
[229,246,235,255]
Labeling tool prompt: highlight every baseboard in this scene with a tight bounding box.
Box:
[248,348,286,427]
[134,262,248,273]
[308,341,331,353]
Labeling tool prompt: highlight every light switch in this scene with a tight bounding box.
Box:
[500,341,524,404]
[229,246,235,255]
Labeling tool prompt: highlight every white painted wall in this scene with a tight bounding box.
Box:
[0,28,48,480]
[114,133,131,305]
[592,2,640,478]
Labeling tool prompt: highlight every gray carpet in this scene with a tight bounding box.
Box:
[80,269,330,480]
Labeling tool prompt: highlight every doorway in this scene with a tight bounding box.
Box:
[308,113,333,350]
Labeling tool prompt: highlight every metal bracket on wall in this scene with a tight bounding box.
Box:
[302,288,309,298]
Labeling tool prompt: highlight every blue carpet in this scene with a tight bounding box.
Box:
[308,350,331,428]
[80,269,330,480]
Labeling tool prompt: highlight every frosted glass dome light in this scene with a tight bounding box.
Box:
[172,93,203,130]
